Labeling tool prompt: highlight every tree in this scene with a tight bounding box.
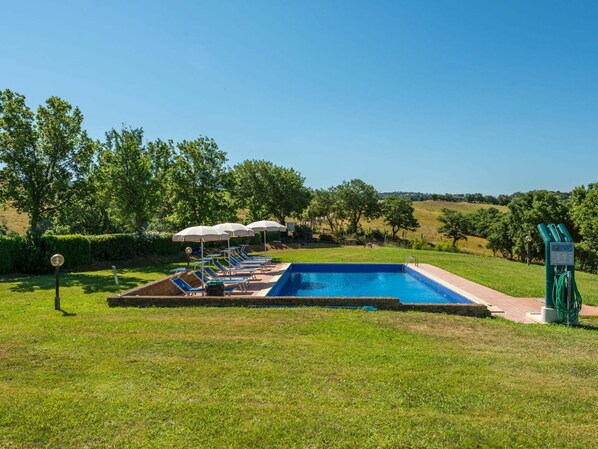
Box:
[486,213,515,258]
[232,160,310,224]
[507,190,570,261]
[0,89,96,236]
[166,137,236,228]
[570,184,598,271]
[97,127,159,233]
[382,195,419,237]
[304,187,345,234]
[335,179,380,234]
[437,208,469,247]
[468,207,503,238]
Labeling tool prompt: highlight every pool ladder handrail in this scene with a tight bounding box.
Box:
[405,255,419,267]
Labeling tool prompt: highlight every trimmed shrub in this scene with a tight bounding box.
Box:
[319,234,335,243]
[41,235,92,269]
[89,234,137,261]
[137,233,180,257]
[294,225,313,242]
[0,236,28,274]
[411,239,433,251]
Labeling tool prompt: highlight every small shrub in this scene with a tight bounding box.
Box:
[411,239,433,251]
[366,228,385,242]
[434,241,460,253]
[89,234,137,261]
[319,234,335,243]
[294,225,313,241]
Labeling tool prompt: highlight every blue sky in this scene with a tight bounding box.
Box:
[1,0,597,194]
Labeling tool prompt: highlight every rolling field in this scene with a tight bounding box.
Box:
[0,204,28,235]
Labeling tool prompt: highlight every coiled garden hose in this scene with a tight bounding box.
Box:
[553,271,582,325]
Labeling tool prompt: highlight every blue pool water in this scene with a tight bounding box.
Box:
[267,263,473,304]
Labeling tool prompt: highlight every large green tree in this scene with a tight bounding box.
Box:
[570,184,598,271]
[0,89,96,236]
[97,127,159,233]
[381,195,419,238]
[507,190,570,261]
[232,160,310,224]
[166,137,236,228]
[304,187,345,234]
[437,208,469,247]
[335,179,380,234]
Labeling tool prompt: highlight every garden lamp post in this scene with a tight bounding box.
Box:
[185,246,193,269]
[50,254,65,311]
[525,235,532,265]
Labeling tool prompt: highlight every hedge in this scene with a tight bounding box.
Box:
[0,236,27,275]
[89,234,137,261]
[42,235,92,269]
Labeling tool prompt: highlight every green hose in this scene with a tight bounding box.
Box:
[553,271,582,325]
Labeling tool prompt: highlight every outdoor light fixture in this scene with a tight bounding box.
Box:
[185,246,193,268]
[50,253,65,310]
[525,235,533,265]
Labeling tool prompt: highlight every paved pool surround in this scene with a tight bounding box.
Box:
[107,263,491,318]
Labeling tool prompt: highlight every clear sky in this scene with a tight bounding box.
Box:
[1,0,597,195]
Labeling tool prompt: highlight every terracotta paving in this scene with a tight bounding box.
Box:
[410,264,598,323]
[222,263,289,296]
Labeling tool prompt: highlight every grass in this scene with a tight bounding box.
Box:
[271,245,598,306]
[1,248,598,448]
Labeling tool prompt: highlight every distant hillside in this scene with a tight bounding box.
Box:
[364,201,508,256]
[0,205,28,235]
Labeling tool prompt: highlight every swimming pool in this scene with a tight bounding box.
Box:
[267,263,474,304]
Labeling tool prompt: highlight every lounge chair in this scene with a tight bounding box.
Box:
[192,269,249,291]
[171,276,237,296]
[213,259,258,276]
[205,266,253,280]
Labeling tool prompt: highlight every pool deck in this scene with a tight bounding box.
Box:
[249,262,598,324]
[411,264,598,323]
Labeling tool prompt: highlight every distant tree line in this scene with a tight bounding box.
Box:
[380,191,570,206]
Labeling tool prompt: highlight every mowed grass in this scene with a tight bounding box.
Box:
[1,249,598,448]
[271,245,598,306]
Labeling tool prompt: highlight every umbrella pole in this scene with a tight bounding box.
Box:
[228,237,231,275]
[264,230,267,256]
[201,241,205,295]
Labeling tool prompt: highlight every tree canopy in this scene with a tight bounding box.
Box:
[232,160,310,225]
[0,89,96,236]
[381,195,419,237]
[437,208,469,247]
[335,179,380,234]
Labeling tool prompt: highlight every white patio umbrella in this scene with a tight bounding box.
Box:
[247,220,287,255]
[213,223,255,273]
[172,226,229,276]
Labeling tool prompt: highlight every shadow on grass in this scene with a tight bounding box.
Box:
[59,308,77,317]
[9,271,165,295]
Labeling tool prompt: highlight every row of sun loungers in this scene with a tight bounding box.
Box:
[171,246,273,296]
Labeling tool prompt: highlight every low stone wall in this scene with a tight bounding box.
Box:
[107,293,490,318]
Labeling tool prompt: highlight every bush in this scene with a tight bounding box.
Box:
[0,236,28,274]
[89,234,137,261]
[366,228,385,242]
[293,225,313,242]
[434,241,460,253]
[137,233,181,257]
[319,233,335,243]
[41,235,92,268]
[411,239,433,251]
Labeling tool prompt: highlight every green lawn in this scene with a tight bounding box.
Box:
[1,250,598,448]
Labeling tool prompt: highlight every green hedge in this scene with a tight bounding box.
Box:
[42,235,92,269]
[89,234,137,261]
[0,236,27,275]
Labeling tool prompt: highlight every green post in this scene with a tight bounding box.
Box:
[537,224,554,309]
